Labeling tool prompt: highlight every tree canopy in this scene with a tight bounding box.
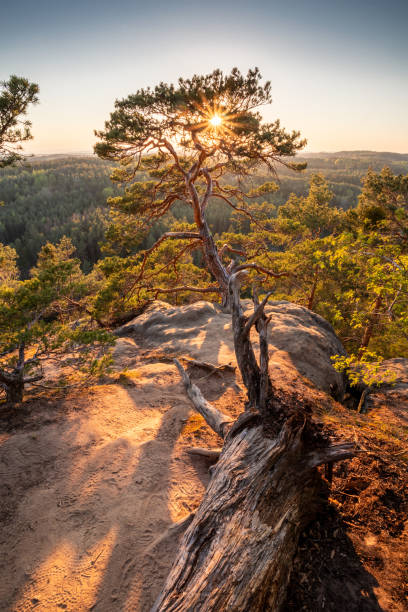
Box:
[95,67,306,311]
[0,237,113,405]
[0,75,39,168]
[95,67,305,172]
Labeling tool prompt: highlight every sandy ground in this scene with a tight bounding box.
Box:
[0,359,243,611]
[0,301,406,611]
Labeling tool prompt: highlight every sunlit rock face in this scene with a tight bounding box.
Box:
[115,299,347,399]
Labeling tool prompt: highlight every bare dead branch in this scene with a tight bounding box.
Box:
[305,442,356,468]
[180,358,235,373]
[173,358,233,438]
[186,447,222,462]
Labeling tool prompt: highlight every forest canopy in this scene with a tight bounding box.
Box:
[1,151,407,277]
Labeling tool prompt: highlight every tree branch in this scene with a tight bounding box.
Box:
[211,191,265,230]
[200,167,213,212]
[162,139,187,177]
[305,443,356,468]
[23,373,44,384]
[186,447,222,462]
[123,231,201,301]
[234,262,289,279]
[219,243,246,259]
[142,240,202,284]
[174,358,233,438]
[243,291,273,338]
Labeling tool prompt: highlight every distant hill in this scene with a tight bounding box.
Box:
[271,150,408,209]
[303,150,408,159]
[299,150,408,176]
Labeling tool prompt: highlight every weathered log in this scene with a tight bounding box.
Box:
[153,277,354,611]
[154,364,350,611]
[181,358,235,374]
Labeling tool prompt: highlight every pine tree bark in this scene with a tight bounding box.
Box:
[6,378,24,405]
[358,294,383,357]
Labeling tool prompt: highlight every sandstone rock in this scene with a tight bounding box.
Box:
[115,299,347,398]
[367,357,408,411]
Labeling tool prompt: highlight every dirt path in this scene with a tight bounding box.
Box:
[0,357,242,612]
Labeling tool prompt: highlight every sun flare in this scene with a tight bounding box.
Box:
[209,114,222,127]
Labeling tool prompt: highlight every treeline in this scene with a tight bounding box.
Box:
[1,158,407,402]
[276,150,408,207]
[1,152,408,277]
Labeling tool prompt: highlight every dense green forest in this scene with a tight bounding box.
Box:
[277,150,408,207]
[1,151,407,276]
[0,156,117,275]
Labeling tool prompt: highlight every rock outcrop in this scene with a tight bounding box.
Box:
[114,299,347,398]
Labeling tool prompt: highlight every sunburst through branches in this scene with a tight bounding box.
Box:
[186,99,245,147]
[209,114,222,127]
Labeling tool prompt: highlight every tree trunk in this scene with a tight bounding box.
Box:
[5,378,24,405]
[153,267,354,611]
[199,219,230,303]
[154,425,311,610]
[153,369,353,611]
[359,294,383,357]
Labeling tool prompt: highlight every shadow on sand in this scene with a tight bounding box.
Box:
[284,506,383,611]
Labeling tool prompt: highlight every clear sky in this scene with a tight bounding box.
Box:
[1,0,407,154]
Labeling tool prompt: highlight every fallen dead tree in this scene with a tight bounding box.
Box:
[152,276,354,611]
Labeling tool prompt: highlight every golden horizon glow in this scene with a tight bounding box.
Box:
[209,114,222,127]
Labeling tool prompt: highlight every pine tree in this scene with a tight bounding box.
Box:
[0,76,39,167]
[95,68,353,610]
[0,237,113,405]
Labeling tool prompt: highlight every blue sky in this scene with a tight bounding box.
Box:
[1,0,407,154]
